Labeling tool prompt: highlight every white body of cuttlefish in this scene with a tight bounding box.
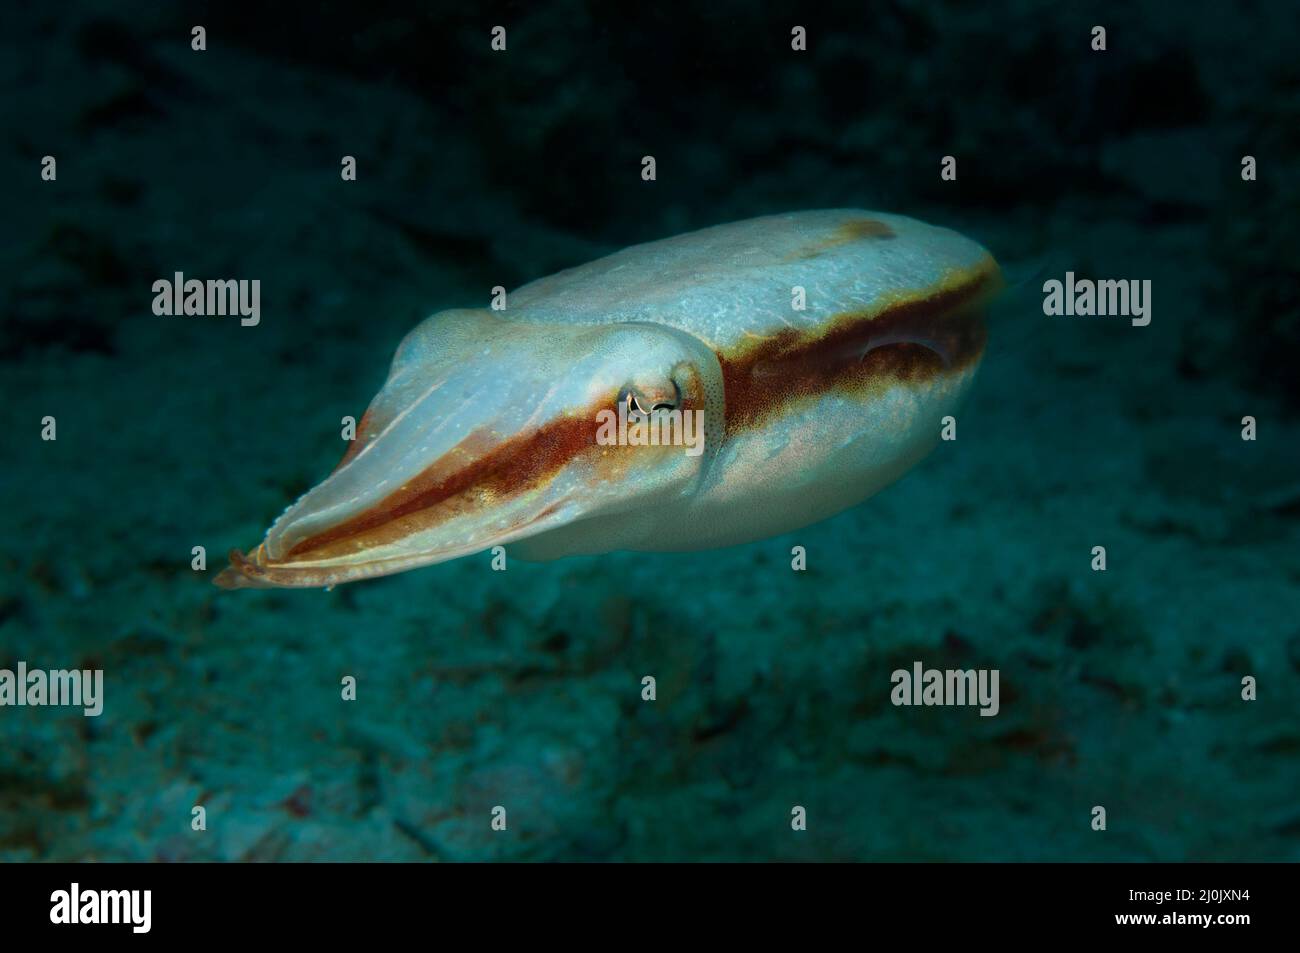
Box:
[217,209,999,589]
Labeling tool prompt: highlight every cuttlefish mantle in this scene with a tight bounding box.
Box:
[217,209,999,589]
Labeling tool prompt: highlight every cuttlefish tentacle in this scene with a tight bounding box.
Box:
[217,209,999,589]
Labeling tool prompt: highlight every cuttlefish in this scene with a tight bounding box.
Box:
[217,209,999,589]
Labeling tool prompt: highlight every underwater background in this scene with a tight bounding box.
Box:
[2,0,1298,861]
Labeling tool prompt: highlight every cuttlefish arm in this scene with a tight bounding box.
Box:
[217,209,998,589]
[216,310,722,589]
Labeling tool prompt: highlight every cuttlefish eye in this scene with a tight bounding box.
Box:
[619,379,682,418]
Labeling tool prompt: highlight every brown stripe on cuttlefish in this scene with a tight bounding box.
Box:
[279,413,598,561]
[786,217,896,260]
[718,260,998,435]
[272,393,681,563]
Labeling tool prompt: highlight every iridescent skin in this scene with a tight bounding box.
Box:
[217,209,999,589]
